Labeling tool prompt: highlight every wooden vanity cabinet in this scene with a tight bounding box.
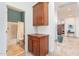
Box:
[28,34,49,56]
[33,2,48,26]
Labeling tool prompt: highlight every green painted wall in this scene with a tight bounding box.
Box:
[21,12,24,22]
[8,8,24,22]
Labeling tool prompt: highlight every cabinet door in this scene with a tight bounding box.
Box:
[33,2,48,26]
[32,38,39,56]
[37,2,44,25]
[33,4,38,26]
[40,36,48,56]
[28,37,32,53]
[43,2,48,25]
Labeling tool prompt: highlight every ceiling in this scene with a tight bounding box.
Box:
[55,2,78,20]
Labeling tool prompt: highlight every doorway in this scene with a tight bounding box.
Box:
[6,5,25,56]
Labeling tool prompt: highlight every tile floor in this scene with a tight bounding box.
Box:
[53,36,79,56]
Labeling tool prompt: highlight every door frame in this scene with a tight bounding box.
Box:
[6,5,25,55]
